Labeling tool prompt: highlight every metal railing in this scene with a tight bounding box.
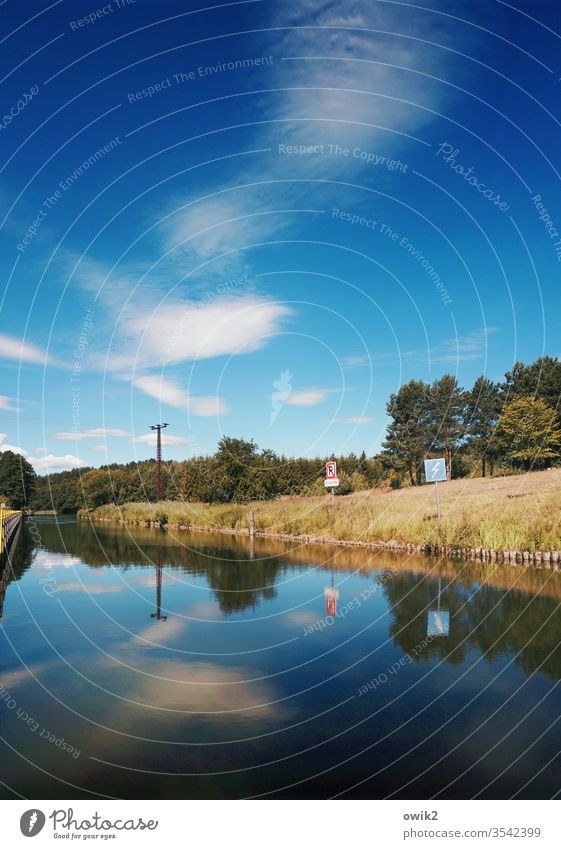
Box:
[0,509,22,556]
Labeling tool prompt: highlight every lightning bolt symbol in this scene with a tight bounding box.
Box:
[431,463,439,480]
[29,812,37,833]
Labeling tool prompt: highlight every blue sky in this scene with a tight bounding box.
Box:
[1,0,560,472]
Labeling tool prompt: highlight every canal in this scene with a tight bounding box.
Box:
[1,516,561,799]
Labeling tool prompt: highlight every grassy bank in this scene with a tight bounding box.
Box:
[80,468,561,552]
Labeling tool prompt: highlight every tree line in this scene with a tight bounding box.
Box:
[28,440,384,512]
[1,355,561,512]
[383,356,561,483]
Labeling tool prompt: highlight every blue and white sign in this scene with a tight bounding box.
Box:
[424,458,447,483]
[427,609,450,638]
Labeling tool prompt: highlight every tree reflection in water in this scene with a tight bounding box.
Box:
[382,566,561,681]
[11,517,561,682]
[0,523,35,620]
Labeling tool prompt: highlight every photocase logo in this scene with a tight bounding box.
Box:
[270,369,293,424]
[20,810,46,837]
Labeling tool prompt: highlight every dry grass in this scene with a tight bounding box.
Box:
[82,468,561,552]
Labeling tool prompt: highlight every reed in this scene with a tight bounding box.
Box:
[79,468,561,552]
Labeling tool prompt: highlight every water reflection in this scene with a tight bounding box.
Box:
[0,523,35,620]
[382,566,561,681]
[9,518,560,684]
[150,544,167,622]
[2,518,561,799]
[427,575,450,638]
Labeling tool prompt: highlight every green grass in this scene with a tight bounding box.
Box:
[80,468,561,552]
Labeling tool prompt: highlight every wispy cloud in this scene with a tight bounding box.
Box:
[134,375,229,416]
[344,329,500,371]
[284,388,339,407]
[429,328,500,365]
[285,388,333,407]
[147,0,450,288]
[0,395,19,412]
[332,415,374,425]
[51,428,129,441]
[163,195,284,260]
[130,432,190,447]
[271,0,449,144]
[0,333,58,367]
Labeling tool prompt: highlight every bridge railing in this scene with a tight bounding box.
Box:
[0,509,22,556]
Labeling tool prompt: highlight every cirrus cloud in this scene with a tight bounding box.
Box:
[134,375,229,416]
[130,432,190,447]
[51,428,130,441]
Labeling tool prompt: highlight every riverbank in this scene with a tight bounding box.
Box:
[80,468,561,565]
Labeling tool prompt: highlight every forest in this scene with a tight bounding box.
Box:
[1,356,560,513]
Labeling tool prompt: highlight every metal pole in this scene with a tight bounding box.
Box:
[156,426,162,502]
[434,480,441,520]
[149,423,169,502]
[150,546,167,621]
[331,489,335,511]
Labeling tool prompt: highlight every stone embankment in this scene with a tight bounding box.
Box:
[88,516,560,569]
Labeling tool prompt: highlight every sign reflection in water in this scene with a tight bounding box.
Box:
[427,574,450,638]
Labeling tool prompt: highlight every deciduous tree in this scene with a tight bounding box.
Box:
[497,396,561,470]
[0,451,35,509]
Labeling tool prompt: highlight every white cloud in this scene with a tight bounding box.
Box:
[113,296,290,370]
[134,375,230,416]
[0,434,86,473]
[342,355,370,369]
[0,333,56,366]
[0,434,26,455]
[63,0,453,412]
[271,1,448,149]
[51,428,129,441]
[29,453,87,472]
[393,328,500,367]
[34,552,81,569]
[130,433,190,447]
[430,328,500,365]
[344,329,500,371]
[285,388,332,406]
[134,375,187,408]
[332,415,374,425]
[164,195,281,259]
[0,395,19,412]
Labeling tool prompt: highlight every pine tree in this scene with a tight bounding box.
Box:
[464,375,502,476]
[382,380,431,485]
[427,375,465,480]
[358,451,369,476]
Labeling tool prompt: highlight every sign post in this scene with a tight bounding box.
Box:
[427,575,450,637]
[424,458,446,520]
[324,460,339,510]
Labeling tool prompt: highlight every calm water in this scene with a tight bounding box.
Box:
[1,517,561,799]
